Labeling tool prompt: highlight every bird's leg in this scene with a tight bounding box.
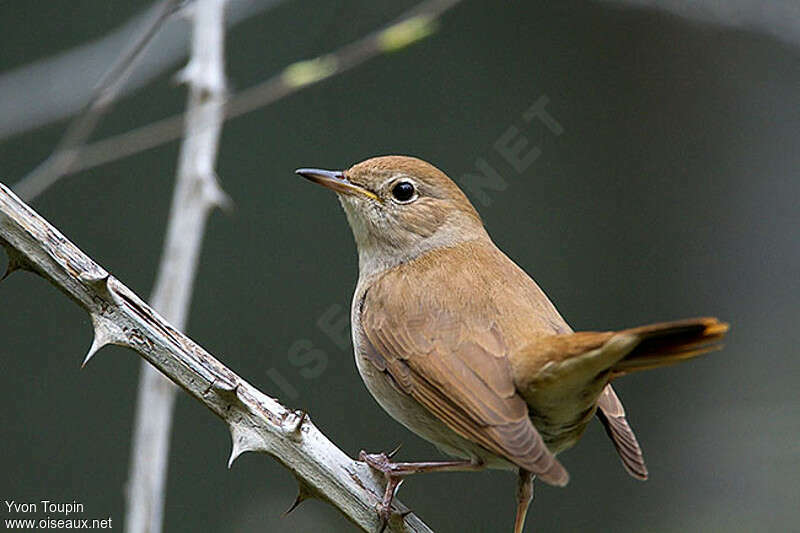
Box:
[513,469,535,533]
[358,449,483,531]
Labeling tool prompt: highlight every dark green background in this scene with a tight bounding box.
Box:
[1,1,798,531]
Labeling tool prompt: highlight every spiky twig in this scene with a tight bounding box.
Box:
[124,1,231,532]
[0,182,434,533]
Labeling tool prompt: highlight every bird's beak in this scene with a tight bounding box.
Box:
[295,168,379,201]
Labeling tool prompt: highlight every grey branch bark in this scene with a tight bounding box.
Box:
[0,183,433,532]
[125,1,231,532]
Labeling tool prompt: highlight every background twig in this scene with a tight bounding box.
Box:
[0,0,287,140]
[10,0,462,199]
[124,1,230,532]
[14,0,183,202]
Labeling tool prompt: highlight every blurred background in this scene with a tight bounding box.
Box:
[1,1,798,531]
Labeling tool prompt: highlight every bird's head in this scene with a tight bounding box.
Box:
[297,155,487,275]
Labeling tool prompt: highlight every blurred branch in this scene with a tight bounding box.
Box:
[0,182,434,533]
[15,0,184,202]
[125,1,230,533]
[0,0,287,140]
[601,0,800,50]
[11,0,463,200]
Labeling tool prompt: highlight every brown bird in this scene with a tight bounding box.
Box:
[296,156,728,532]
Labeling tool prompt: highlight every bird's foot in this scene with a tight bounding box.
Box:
[359,444,403,473]
[358,448,407,532]
[514,469,535,533]
[358,448,483,532]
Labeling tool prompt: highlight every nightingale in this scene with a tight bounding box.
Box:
[296,156,728,533]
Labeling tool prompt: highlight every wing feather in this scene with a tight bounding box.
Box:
[361,284,568,486]
[596,385,648,480]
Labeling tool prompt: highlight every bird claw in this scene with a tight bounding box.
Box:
[373,480,404,533]
[359,450,393,474]
[359,449,407,532]
[376,501,392,533]
[357,447,477,531]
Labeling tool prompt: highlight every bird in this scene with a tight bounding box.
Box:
[295,156,728,532]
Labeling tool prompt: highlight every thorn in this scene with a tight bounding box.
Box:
[283,493,304,516]
[82,335,105,368]
[81,315,114,367]
[0,264,14,282]
[205,177,234,213]
[283,409,307,437]
[208,377,238,400]
[79,271,114,300]
[227,425,260,469]
[1,247,28,281]
[227,438,246,469]
[283,480,314,516]
[174,62,227,94]
[213,378,237,392]
[387,443,402,459]
[172,67,189,87]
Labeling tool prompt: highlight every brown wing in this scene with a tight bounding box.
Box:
[596,385,648,480]
[361,286,568,486]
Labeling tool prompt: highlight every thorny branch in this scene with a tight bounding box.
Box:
[0,184,434,533]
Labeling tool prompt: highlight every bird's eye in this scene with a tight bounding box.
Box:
[391,181,416,203]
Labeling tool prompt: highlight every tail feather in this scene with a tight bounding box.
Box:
[598,317,727,479]
[611,317,728,376]
[512,316,728,474]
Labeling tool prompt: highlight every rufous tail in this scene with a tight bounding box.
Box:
[610,317,729,377]
[511,316,728,482]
